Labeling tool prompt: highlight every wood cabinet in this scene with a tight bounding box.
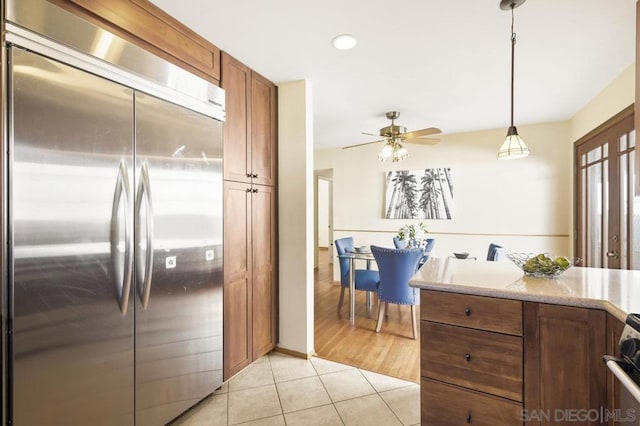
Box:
[421,378,522,426]
[221,52,277,187]
[420,289,524,425]
[221,52,278,380]
[421,321,523,401]
[49,0,221,83]
[524,303,606,424]
[421,290,612,426]
[223,181,277,380]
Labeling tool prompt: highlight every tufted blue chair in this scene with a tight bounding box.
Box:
[335,237,380,313]
[487,243,504,261]
[393,237,435,270]
[392,236,407,249]
[370,245,423,339]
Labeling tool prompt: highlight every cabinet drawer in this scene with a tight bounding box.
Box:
[421,321,523,401]
[421,290,522,335]
[421,378,522,426]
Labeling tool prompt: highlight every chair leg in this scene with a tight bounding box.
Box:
[337,287,345,313]
[376,302,387,333]
[366,291,372,312]
[411,305,418,340]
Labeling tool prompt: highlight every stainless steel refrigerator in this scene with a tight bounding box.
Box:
[5,1,225,424]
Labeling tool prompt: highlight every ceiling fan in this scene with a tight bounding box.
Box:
[343,111,441,162]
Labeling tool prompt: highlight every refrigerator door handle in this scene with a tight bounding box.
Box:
[135,162,155,310]
[111,160,133,315]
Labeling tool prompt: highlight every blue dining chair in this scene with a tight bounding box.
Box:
[392,236,407,249]
[370,245,423,339]
[335,237,380,313]
[393,237,435,270]
[487,243,504,261]
[418,238,436,270]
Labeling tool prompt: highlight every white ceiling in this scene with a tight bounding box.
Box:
[151,0,636,149]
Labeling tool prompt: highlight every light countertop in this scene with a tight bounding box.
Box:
[409,257,640,322]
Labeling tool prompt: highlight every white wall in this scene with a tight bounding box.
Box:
[277,80,314,356]
[314,63,635,281]
[317,179,329,247]
[316,121,572,280]
[570,64,635,143]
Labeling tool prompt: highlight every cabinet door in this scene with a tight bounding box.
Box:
[250,72,277,187]
[223,181,252,380]
[222,53,251,184]
[252,184,277,358]
[524,303,606,424]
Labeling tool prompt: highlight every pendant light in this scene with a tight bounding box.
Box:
[497,0,530,160]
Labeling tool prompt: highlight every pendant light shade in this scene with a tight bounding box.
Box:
[497,126,529,160]
[497,0,530,160]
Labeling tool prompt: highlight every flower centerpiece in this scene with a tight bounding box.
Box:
[397,222,429,248]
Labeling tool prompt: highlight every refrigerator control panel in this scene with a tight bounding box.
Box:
[166,256,177,269]
[205,250,215,261]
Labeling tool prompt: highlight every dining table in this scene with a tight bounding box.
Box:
[337,249,375,324]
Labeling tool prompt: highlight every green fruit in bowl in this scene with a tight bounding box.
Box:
[554,256,571,269]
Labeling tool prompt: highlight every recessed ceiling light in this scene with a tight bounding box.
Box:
[332,34,357,50]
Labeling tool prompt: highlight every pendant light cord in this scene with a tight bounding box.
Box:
[510,4,516,128]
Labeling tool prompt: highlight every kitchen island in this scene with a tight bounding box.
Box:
[409,257,640,425]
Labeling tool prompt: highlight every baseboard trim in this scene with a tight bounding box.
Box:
[274,346,315,360]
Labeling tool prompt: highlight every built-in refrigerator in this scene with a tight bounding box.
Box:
[5,0,225,424]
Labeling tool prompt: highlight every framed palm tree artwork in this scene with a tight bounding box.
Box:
[384,168,453,219]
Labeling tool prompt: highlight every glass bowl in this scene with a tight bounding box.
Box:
[505,253,581,279]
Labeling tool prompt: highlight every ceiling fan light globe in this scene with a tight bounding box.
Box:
[392,146,409,162]
[497,132,530,160]
[377,144,393,162]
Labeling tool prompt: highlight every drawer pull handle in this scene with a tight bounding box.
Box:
[466,413,472,424]
[464,308,471,316]
[247,173,252,178]
[464,353,472,362]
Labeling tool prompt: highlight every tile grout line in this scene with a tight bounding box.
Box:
[311,358,347,426]
[358,368,408,426]
[268,354,288,425]
[224,353,415,425]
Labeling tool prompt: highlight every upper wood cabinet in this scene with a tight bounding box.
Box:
[48,0,221,83]
[250,72,277,187]
[222,52,277,186]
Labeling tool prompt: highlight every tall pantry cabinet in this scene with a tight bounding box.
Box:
[221,52,278,380]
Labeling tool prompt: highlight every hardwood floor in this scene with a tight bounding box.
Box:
[314,248,420,383]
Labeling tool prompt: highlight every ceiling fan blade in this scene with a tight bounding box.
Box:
[361,131,379,137]
[404,137,440,145]
[400,127,441,140]
[342,139,384,149]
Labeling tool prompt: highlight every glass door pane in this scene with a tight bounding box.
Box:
[584,158,607,267]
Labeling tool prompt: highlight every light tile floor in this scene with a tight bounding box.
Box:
[171,352,420,426]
